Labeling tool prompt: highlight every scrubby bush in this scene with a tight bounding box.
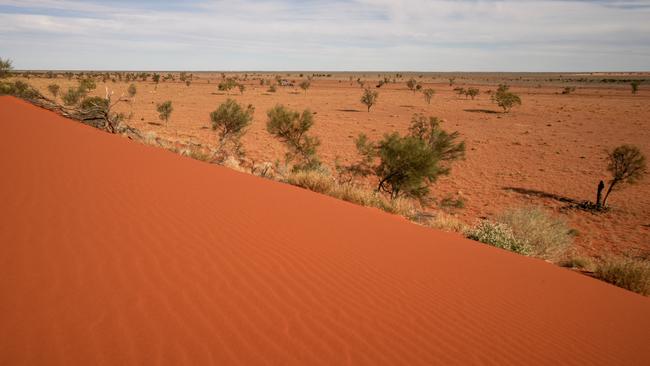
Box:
[466,220,531,255]
[361,88,379,112]
[0,57,13,78]
[299,80,311,94]
[156,100,173,123]
[423,88,435,104]
[62,87,85,106]
[266,104,321,171]
[127,83,137,99]
[218,78,238,92]
[47,84,60,98]
[600,144,646,207]
[0,80,40,99]
[631,81,640,94]
[498,206,572,260]
[562,86,576,95]
[406,78,419,93]
[238,83,245,95]
[78,78,96,93]
[210,98,254,158]
[492,84,521,112]
[594,257,650,295]
[465,87,479,100]
[267,84,277,93]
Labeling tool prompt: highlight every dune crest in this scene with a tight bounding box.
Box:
[1,96,649,365]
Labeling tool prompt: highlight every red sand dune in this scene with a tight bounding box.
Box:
[1,96,649,365]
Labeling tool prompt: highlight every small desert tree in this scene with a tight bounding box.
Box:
[348,114,465,200]
[152,73,161,89]
[465,87,480,100]
[266,104,321,171]
[492,84,521,112]
[299,80,311,94]
[361,88,379,112]
[238,83,246,95]
[0,57,13,78]
[210,98,254,158]
[156,100,173,124]
[406,78,419,93]
[47,84,60,98]
[423,88,435,104]
[600,145,646,207]
[631,81,640,94]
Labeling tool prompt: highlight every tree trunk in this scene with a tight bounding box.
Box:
[602,180,617,207]
[596,180,605,209]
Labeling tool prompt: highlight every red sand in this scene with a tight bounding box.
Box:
[1,96,649,365]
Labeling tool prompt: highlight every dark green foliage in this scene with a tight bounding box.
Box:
[210,99,254,157]
[631,80,640,94]
[266,105,321,171]
[361,88,379,112]
[152,73,161,84]
[156,100,173,123]
[602,144,646,206]
[492,84,521,112]
[348,114,465,200]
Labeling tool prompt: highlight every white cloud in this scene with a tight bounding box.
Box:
[1,0,649,70]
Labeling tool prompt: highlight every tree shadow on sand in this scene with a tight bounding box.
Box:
[503,186,579,204]
[337,109,362,113]
[464,109,500,114]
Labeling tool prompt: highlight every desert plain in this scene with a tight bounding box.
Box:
[17,72,650,258]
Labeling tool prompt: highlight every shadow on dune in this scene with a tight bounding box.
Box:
[464,109,500,114]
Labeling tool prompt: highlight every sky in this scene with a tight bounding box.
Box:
[0,0,649,71]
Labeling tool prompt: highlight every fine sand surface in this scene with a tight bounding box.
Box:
[18,75,650,258]
[1,96,650,365]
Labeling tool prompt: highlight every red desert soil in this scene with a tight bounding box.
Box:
[1,96,649,365]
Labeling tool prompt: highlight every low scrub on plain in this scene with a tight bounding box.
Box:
[594,257,650,296]
[498,206,572,260]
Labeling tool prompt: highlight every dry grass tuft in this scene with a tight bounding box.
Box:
[594,257,650,296]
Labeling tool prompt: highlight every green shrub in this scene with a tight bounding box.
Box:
[156,100,173,123]
[360,88,378,112]
[631,81,640,94]
[266,104,321,171]
[210,98,254,157]
[466,220,531,255]
[127,83,137,98]
[0,80,40,98]
[498,206,572,260]
[218,78,238,91]
[594,257,650,295]
[62,87,85,106]
[492,84,521,112]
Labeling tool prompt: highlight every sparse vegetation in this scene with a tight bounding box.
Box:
[127,83,137,99]
[47,84,60,98]
[361,88,379,112]
[156,100,173,123]
[465,87,479,100]
[601,144,646,207]
[594,257,650,295]
[631,80,640,94]
[466,220,531,255]
[492,84,521,112]
[210,98,254,159]
[299,80,311,94]
[423,88,435,104]
[562,86,576,95]
[406,78,419,93]
[238,83,246,95]
[0,57,13,78]
[498,206,572,260]
[266,105,321,171]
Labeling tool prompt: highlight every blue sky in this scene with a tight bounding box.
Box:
[0,0,649,71]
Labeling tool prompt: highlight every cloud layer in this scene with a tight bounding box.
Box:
[1,0,649,71]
